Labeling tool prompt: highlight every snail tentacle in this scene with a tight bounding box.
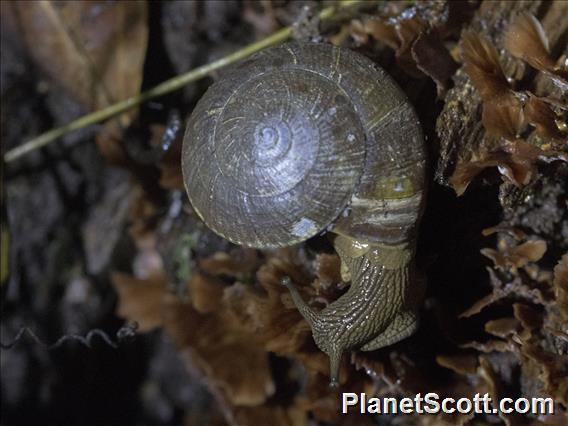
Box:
[281,277,319,328]
[284,235,420,385]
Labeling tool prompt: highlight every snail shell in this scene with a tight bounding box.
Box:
[182,41,426,386]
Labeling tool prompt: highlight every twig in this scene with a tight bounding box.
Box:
[4,0,367,163]
[0,322,138,350]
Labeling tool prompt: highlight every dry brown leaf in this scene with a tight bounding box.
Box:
[450,150,534,196]
[460,268,509,318]
[223,254,312,357]
[461,266,548,319]
[353,11,460,92]
[504,139,567,166]
[450,138,567,196]
[523,344,568,406]
[461,340,515,353]
[220,248,350,385]
[513,303,542,331]
[360,17,399,49]
[4,1,148,167]
[484,317,521,339]
[11,1,148,110]
[524,95,568,142]
[436,354,478,375]
[199,249,261,278]
[478,357,500,400]
[505,12,568,90]
[393,17,428,77]
[452,31,566,195]
[479,356,527,425]
[462,31,510,100]
[511,240,548,265]
[163,293,275,407]
[95,120,131,166]
[189,273,225,314]
[344,19,369,46]
[411,30,459,97]
[459,289,506,318]
[482,225,526,240]
[482,94,524,140]
[505,13,554,71]
[111,271,166,332]
[481,239,547,272]
[358,16,427,77]
[242,0,280,39]
[7,1,147,113]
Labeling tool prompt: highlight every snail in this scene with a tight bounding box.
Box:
[181,41,426,387]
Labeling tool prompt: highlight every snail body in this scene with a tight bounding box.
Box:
[182,42,426,386]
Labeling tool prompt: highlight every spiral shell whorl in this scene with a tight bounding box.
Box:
[183,43,371,248]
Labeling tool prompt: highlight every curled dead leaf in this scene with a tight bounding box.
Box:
[460,268,548,319]
[189,273,225,314]
[453,30,566,196]
[436,354,478,375]
[505,13,568,91]
[459,289,506,318]
[513,303,542,331]
[524,95,568,142]
[6,1,148,112]
[411,29,459,97]
[242,0,280,39]
[163,293,275,407]
[481,239,547,272]
[348,9,460,95]
[461,31,510,100]
[484,317,521,339]
[356,15,428,77]
[199,249,261,278]
[460,340,515,353]
[223,250,313,357]
[111,271,166,332]
[481,94,524,140]
[450,149,534,196]
[360,17,399,49]
[450,139,566,196]
[505,13,554,70]
[392,17,428,77]
[522,343,568,406]
[6,1,149,164]
[482,225,526,240]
